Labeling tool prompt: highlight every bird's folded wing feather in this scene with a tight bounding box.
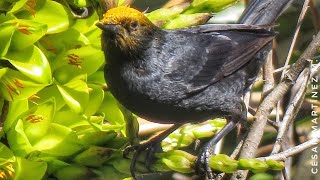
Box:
[164,24,275,93]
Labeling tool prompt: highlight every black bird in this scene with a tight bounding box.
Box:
[96,0,294,179]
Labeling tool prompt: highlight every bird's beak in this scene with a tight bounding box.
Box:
[96,22,119,33]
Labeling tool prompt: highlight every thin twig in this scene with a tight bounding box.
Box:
[267,119,279,129]
[235,29,320,180]
[273,65,291,74]
[276,0,310,125]
[280,0,310,80]
[282,169,289,180]
[272,68,311,154]
[231,140,245,159]
[257,144,274,156]
[249,106,279,129]
[257,136,320,161]
[262,50,275,98]
[247,106,256,116]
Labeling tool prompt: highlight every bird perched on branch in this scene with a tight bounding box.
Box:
[96,0,293,179]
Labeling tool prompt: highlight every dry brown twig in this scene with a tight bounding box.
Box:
[272,68,311,154]
[258,136,320,161]
[232,1,320,179]
[262,49,275,98]
[275,0,310,124]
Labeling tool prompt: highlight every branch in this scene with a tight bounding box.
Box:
[262,49,275,97]
[272,68,310,154]
[258,136,320,161]
[280,0,309,80]
[234,29,320,180]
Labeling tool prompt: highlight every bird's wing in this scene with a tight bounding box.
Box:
[163,25,275,93]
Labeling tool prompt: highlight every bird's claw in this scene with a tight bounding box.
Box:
[123,142,160,179]
[123,144,139,159]
[196,147,215,180]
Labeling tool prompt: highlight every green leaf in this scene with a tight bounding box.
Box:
[4,45,52,84]
[33,85,66,111]
[40,28,90,57]
[98,92,125,129]
[0,1,14,14]
[13,157,47,180]
[239,159,269,173]
[73,146,114,167]
[53,65,83,85]
[64,46,105,76]
[8,0,28,13]
[0,20,17,57]
[97,166,127,180]
[0,12,16,24]
[162,133,195,151]
[32,123,84,156]
[0,68,48,101]
[0,68,8,80]
[146,4,189,22]
[73,0,89,7]
[79,131,117,146]
[53,110,88,129]
[7,119,34,156]
[118,0,127,6]
[39,157,69,175]
[84,27,102,49]
[184,0,239,14]
[249,173,274,180]
[57,78,89,114]
[111,158,131,175]
[84,84,104,116]
[4,99,28,132]
[0,143,15,165]
[10,19,47,50]
[72,12,99,33]
[266,160,285,171]
[23,98,56,144]
[209,154,238,173]
[54,164,95,180]
[163,13,211,29]
[87,71,106,86]
[16,0,71,34]
[161,155,193,173]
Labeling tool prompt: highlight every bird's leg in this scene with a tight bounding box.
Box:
[124,124,180,180]
[195,120,239,180]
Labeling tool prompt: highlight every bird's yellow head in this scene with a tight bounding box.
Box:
[97,6,158,54]
[100,6,152,28]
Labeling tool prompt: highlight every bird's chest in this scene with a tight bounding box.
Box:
[105,58,164,105]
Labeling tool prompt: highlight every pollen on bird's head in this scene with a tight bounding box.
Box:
[101,6,149,25]
[99,6,157,56]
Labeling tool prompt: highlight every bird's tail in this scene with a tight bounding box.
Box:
[238,0,294,25]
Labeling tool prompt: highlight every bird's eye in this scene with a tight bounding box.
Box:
[130,21,138,29]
